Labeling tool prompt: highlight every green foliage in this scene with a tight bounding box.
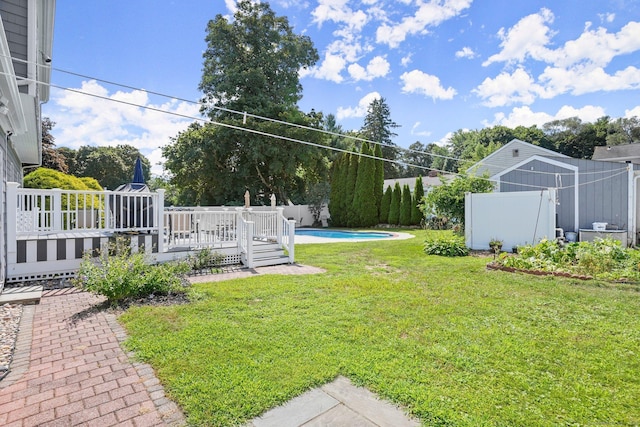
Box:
[24,167,99,191]
[399,184,412,226]
[344,152,359,227]
[184,247,224,273]
[67,145,150,190]
[421,173,493,231]
[388,182,401,225]
[411,176,425,225]
[498,238,640,281]
[424,234,469,257]
[359,97,400,179]
[171,0,323,205]
[328,153,347,227]
[352,143,378,227]
[373,143,384,217]
[73,238,189,305]
[379,186,392,224]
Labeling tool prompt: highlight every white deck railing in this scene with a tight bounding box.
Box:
[5,183,296,280]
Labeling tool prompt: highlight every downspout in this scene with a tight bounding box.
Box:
[632,166,640,247]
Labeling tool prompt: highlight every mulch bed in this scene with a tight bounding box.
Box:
[486,262,593,280]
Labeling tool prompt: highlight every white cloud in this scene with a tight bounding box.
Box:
[301,52,347,82]
[348,55,390,81]
[486,105,607,128]
[400,70,457,100]
[411,121,431,137]
[336,91,381,119]
[537,65,640,98]
[400,54,412,67]
[47,80,200,176]
[474,68,540,107]
[376,0,472,48]
[483,8,555,66]
[312,0,369,31]
[599,12,615,23]
[455,46,476,59]
[625,106,640,118]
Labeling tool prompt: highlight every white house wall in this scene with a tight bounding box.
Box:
[465,189,556,250]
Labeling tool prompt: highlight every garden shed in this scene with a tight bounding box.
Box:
[468,140,640,248]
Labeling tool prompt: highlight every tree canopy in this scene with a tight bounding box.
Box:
[359,97,400,179]
[164,0,325,205]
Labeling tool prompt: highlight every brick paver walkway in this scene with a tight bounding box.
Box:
[0,289,184,426]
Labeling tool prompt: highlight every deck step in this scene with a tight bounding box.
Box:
[0,285,43,305]
[252,255,291,268]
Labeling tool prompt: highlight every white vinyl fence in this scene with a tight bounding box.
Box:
[465,189,557,251]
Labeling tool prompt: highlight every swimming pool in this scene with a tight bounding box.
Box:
[295,229,393,240]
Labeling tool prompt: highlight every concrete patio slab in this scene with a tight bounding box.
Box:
[249,376,420,427]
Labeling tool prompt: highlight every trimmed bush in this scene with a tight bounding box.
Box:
[388,182,401,224]
[379,185,392,224]
[411,176,425,225]
[424,234,469,257]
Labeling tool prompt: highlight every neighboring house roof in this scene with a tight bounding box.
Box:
[384,174,457,192]
[467,139,568,179]
[592,143,640,164]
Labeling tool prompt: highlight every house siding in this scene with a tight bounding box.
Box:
[0,0,28,79]
[470,139,567,178]
[501,157,633,233]
[502,159,576,232]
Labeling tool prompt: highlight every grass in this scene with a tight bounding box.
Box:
[119,230,640,426]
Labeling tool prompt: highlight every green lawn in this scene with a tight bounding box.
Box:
[119,230,640,426]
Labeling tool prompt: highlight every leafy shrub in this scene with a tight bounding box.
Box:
[424,234,469,257]
[498,238,640,281]
[73,238,189,305]
[185,247,224,273]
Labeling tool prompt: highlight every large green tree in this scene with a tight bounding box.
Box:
[359,97,400,179]
[174,0,323,205]
[60,145,150,190]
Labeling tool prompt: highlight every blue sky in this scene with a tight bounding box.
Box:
[43,0,640,176]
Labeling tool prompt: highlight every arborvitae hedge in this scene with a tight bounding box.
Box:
[399,184,412,226]
[374,143,384,220]
[328,154,347,226]
[411,176,425,225]
[388,182,402,225]
[379,185,392,224]
[345,151,360,227]
[353,143,378,227]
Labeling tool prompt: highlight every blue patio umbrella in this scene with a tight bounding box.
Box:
[132,157,145,184]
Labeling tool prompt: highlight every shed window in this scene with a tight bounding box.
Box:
[512,149,519,157]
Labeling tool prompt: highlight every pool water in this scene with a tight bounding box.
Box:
[295,229,393,239]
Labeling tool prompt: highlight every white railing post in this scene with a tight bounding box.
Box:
[104,190,112,230]
[6,182,18,266]
[52,188,62,231]
[246,221,254,268]
[288,219,296,263]
[156,189,165,253]
[276,207,284,245]
[236,208,244,253]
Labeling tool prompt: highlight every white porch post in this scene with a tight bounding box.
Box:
[104,190,112,230]
[276,207,284,246]
[246,221,254,268]
[6,182,18,267]
[52,188,62,231]
[156,189,165,253]
[288,219,295,263]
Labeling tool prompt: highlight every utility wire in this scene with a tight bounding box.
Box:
[4,54,629,179]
